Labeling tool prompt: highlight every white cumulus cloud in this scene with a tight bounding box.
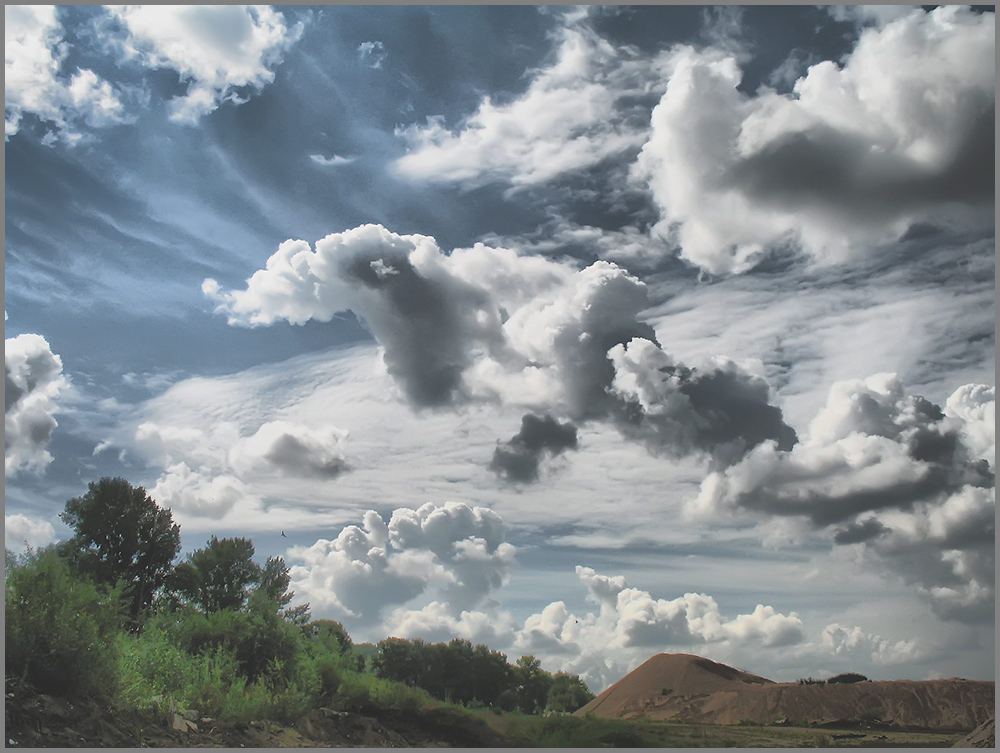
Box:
[5,5,131,142]
[287,502,516,627]
[5,513,56,551]
[5,334,69,476]
[108,5,302,124]
[633,7,994,274]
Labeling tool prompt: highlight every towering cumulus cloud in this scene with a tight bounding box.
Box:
[691,374,995,622]
[205,224,795,476]
[286,502,515,625]
[633,6,995,274]
[512,565,805,690]
[5,334,68,476]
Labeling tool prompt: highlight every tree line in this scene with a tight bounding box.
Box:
[5,476,593,720]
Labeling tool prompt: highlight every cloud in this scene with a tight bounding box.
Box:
[107,5,302,124]
[287,502,516,625]
[5,334,69,476]
[945,384,995,463]
[511,565,804,691]
[205,224,794,469]
[633,7,995,274]
[134,417,349,521]
[609,337,797,468]
[826,5,921,28]
[357,40,386,69]
[229,420,349,478]
[690,375,995,622]
[393,18,668,189]
[4,513,56,551]
[309,153,354,167]
[4,5,131,142]
[149,461,258,519]
[490,413,578,483]
[820,622,922,665]
[381,601,518,645]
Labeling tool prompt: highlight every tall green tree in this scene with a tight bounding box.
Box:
[59,477,180,621]
[171,536,260,613]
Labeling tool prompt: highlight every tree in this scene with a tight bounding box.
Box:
[515,655,554,714]
[373,637,422,685]
[171,536,261,613]
[59,477,180,621]
[306,619,354,655]
[546,672,594,712]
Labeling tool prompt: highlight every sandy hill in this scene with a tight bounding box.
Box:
[578,653,773,719]
[575,653,994,732]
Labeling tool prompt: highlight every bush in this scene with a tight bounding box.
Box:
[6,547,125,697]
[827,672,868,684]
[116,626,197,711]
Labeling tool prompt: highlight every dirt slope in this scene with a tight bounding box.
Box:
[575,653,994,732]
[953,716,995,748]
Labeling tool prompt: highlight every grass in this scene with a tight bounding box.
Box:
[464,711,966,748]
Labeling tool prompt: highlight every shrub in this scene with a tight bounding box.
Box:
[6,547,125,697]
[827,672,868,684]
[116,626,197,711]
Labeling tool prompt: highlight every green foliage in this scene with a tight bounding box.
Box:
[116,625,196,710]
[545,671,594,713]
[305,618,354,655]
[370,638,585,714]
[59,477,180,621]
[5,547,126,697]
[515,654,553,714]
[827,672,869,684]
[170,536,261,613]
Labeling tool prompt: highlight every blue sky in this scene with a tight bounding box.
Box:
[5,5,995,691]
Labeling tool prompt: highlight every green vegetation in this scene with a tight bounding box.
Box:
[828,672,869,684]
[370,636,593,712]
[5,476,594,740]
[473,712,964,748]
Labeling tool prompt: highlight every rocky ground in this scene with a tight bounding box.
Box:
[4,688,511,748]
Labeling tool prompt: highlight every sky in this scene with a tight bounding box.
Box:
[4,4,995,692]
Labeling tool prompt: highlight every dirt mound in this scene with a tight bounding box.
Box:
[577,653,773,719]
[575,654,994,732]
[953,716,995,748]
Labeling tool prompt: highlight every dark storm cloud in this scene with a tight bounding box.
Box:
[726,108,995,224]
[609,339,798,468]
[833,518,890,545]
[490,413,579,484]
[339,251,503,408]
[692,375,995,623]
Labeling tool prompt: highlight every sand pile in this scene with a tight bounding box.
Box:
[575,654,994,732]
[953,716,995,747]
[578,653,772,719]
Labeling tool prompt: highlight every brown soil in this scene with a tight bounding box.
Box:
[953,716,995,748]
[575,653,994,732]
[5,688,511,748]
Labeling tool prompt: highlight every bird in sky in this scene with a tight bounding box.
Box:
[281,531,287,537]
